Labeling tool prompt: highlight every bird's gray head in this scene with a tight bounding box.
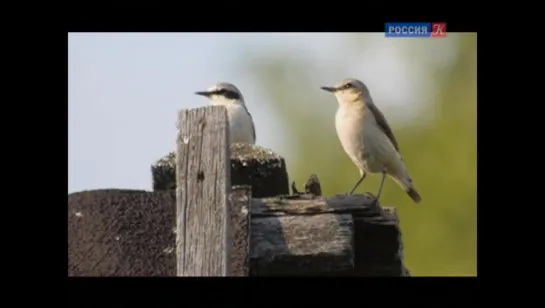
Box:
[195,82,245,106]
[320,78,371,104]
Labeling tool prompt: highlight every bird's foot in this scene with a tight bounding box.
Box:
[363,192,380,206]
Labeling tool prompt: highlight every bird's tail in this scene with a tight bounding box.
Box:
[390,172,421,204]
[406,187,421,204]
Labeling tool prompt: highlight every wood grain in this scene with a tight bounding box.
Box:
[250,213,354,276]
[228,186,251,276]
[175,106,232,276]
[249,194,403,276]
[251,194,382,217]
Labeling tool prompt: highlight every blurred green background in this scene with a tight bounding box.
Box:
[239,33,477,276]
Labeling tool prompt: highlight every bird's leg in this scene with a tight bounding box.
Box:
[348,172,367,195]
[374,168,387,205]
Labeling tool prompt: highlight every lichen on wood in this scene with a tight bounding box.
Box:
[152,143,289,197]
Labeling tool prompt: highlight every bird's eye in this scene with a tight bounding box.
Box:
[216,89,226,95]
[343,83,352,89]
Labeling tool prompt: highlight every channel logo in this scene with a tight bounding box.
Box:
[385,22,446,38]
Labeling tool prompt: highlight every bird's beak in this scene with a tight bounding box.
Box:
[195,91,212,97]
[320,86,337,93]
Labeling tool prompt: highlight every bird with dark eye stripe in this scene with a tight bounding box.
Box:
[212,88,241,100]
[342,82,353,90]
[320,78,421,204]
[195,82,256,145]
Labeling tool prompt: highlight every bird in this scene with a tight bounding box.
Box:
[195,82,256,145]
[320,78,421,204]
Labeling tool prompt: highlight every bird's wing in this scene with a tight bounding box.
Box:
[251,115,256,143]
[244,105,256,143]
[366,102,400,152]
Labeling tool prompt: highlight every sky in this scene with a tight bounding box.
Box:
[68,33,460,194]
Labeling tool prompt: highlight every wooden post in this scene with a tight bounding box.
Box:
[151,144,290,198]
[349,202,405,276]
[228,186,252,276]
[230,143,289,197]
[71,156,409,276]
[175,106,232,276]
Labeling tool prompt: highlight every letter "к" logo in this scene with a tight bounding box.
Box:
[431,22,447,37]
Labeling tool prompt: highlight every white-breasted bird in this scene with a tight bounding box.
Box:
[321,78,421,204]
[195,82,256,145]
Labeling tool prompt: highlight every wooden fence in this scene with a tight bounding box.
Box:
[68,106,410,276]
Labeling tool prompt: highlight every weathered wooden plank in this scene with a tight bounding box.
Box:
[228,185,251,276]
[250,194,404,276]
[251,194,384,217]
[176,106,232,276]
[250,213,354,276]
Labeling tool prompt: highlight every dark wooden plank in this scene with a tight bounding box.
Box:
[175,106,232,276]
[350,207,405,276]
[251,194,383,217]
[228,186,251,276]
[250,194,405,276]
[250,213,354,276]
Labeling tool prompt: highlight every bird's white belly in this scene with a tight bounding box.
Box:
[335,109,390,174]
[227,106,254,144]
